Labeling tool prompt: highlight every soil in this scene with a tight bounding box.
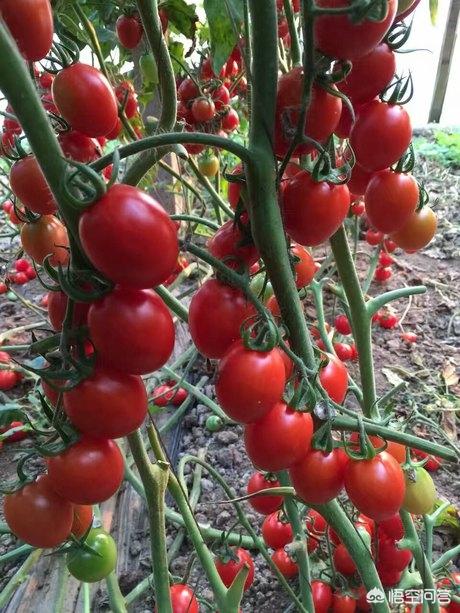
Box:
[0,149,458,612]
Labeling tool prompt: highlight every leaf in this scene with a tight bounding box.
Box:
[169,41,185,74]
[441,362,458,388]
[161,0,198,40]
[203,0,244,76]
[381,367,405,387]
[430,0,438,25]
[433,500,460,533]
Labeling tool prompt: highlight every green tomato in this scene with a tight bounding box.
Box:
[66,528,117,583]
[198,155,220,178]
[139,53,158,85]
[397,0,418,15]
[250,275,273,303]
[206,415,223,432]
[402,466,436,515]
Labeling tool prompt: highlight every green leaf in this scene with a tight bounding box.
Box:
[203,0,244,76]
[169,41,185,74]
[433,500,460,533]
[161,0,198,39]
[429,0,438,24]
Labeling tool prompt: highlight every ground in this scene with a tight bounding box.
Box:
[0,137,458,611]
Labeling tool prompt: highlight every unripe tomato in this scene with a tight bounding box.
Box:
[140,53,158,84]
[52,63,118,137]
[402,466,436,515]
[246,472,283,515]
[365,170,419,234]
[290,448,348,504]
[10,155,56,215]
[66,528,117,582]
[116,14,143,49]
[198,154,219,177]
[21,215,69,266]
[390,207,437,252]
[215,548,255,591]
[0,0,53,61]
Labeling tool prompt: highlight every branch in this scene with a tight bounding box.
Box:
[367,285,427,316]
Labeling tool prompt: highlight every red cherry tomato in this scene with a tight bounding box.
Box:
[9,155,56,215]
[262,511,293,549]
[158,584,199,613]
[189,279,254,359]
[314,0,397,60]
[319,353,349,404]
[246,472,283,515]
[374,266,392,282]
[215,548,255,591]
[47,437,124,505]
[377,564,402,587]
[211,84,230,110]
[58,130,102,163]
[365,170,419,234]
[291,244,316,288]
[312,581,333,613]
[222,108,240,132]
[0,0,53,61]
[21,215,70,266]
[71,504,93,538]
[79,184,179,289]
[88,287,175,375]
[177,78,200,102]
[332,592,357,613]
[216,342,286,423]
[4,474,73,547]
[335,314,352,335]
[350,100,412,172]
[377,533,412,571]
[52,63,118,137]
[290,448,348,504]
[334,342,353,362]
[283,170,350,246]
[348,163,375,196]
[47,290,90,331]
[365,229,384,246]
[271,548,298,578]
[334,543,357,576]
[344,451,406,521]
[379,313,399,329]
[244,402,313,472]
[306,509,327,537]
[207,219,258,268]
[116,14,143,49]
[390,206,437,252]
[191,97,215,123]
[377,514,404,540]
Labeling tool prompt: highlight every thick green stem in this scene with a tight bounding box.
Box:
[0,549,42,609]
[154,285,189,322]
[106,571,128,613]
[368,286,427,315]
[283,0,301,65]
[127,431,172,613]
[330,227,378,418]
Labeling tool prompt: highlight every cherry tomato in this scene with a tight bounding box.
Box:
[271,548,298,578]
[244,401,313,471]
[338,43,395,104]
[350,200,365,216]
[283,170,350,246]
[216,342,286,423]
[365,170,419,234]
[177,78,200,102]
[215,547,255,591]
[335,314,352,335]
[390,206,437,252]
[106,117,123,140]
[350,100,412,172]
[191,97,215,123]
[402,466,436,515]
[79,184,179,289]
[47,290,90,331]
[365,229,384,246]
[344,451,406,521]
[211,84,230,110]
[262,511,293,549]
[115,82,138,118]
[377,533,412,571]
[58,130,102,163]
[334,342,353,361]
[246,472,283,515]
[290,448,348,504]
[332,592,357,613]
[377,564,401,587]
[319,353,349,404]
[222,108,240,132]
[4,474,73,547]
[9,155,56,215]
[334,543,357,576]
[379,313,399,329]
[116,13,143,49]
[207,218,259,268]
[374,266,392,282]
[21,215,69,266]
[159,584,199,613]
[198,155,220,177]
[274,67,342,157]
[227,164,243,209]
[189,279,254,359]
[0,0,53,61]
[314,0,397,60]
[350,434,406,464]
[312,581,333,613]
[348,164,374,196]
[412,449,441,472]
[66,528,117,582]
[52,63,118,137]
[71,504,93,538]
[377,513,404,540]
[306,509,327,537]
[379,252,394,267]
[291,244,316,288]
[63,365,147,439]
[47,437,124,505]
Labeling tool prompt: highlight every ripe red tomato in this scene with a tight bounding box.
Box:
[314,0,397,60]
[71,504,93,538]
[365,170,419,234]
[88,287,175,375]
[332,592,357,613]
[14,258,29,272]
[13,271,28,285]
[178,78,200,102]
[365,229,384,246]
[215,548,255,591]
[350,200,365,216]
[244,402,313,471]
[306,509,327,537]
[274,67,342,157]
[334,342,353,361]
[216,342,286,423]
[312,581,333,613]
[344,451,406,521]
[0,0,53,61]
[207,219,258,268]
[0,419,27,440]
[377,533,412,571]
[271,548,298,578]
[211,84,230,110]
[379,252,394,267]
[227,164,243,209]
[0,371,17,392]
[47,437,124,504]
[283,171,350,246]
[334,543,357,576]
[379,313,399,329]
[390,206,437,251]
[319,353,348,404]
[160,584,199,613]
[335,314,352,335]
[377,564,402,587]
[4,474,73,547]
[290,448,348,504]
[79,184,178,289]
[115,82,138,118]
[58,130,102,163]
[350,433,406,464]
[106,117,123,140]
[63,365,147,439]
[412,449,441,472]
[21,215,69,266]
[350,101,412,172]
[377,514,404,540]
[338,44,396,104]
[374,266,392,282]
[348,163,374,196]
[191,97,215,123]
[189,279,254,359]
[291,244,316,288]
[116,14,143,49]
[262,511,293,549]
[9,155,56,215]
[222,108,240,132]
[246,472,283,514]
[52,63,118,137]
[47,290,90,331]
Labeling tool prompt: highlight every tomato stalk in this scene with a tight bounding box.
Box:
[0,548,42,609]
[424,501,451,566]
[105,571,128,613]
[283,0,302,66]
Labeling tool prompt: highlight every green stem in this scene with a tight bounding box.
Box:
[283,0,301,65]
[105,571,128,613]
[127,431,172,613]
[159,160,206,205]
[187,157,234,219]
[368,286,427,316]
[0,549,42,609]
[330,227,378,418]
[432,544,460,573]
[170,214,219,231]
[82,582,91,613]
[159,376,208,435]
[0,544,34,565]
[154,285,189,322]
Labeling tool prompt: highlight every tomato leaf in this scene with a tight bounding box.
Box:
[160,0,198,40]
[433,500,460,533]
[429,0,438,25]
[203,0,244,76]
